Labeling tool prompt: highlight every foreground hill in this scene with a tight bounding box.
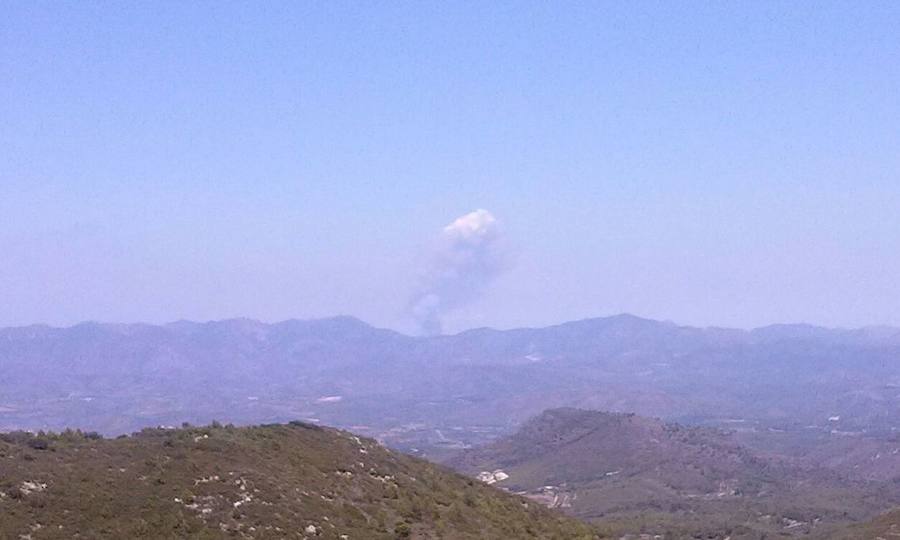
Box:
[447,408,899,539]
[5,314,900,459]
[0,422,596,539]
[825,508,900,539]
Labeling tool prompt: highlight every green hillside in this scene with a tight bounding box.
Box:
[0,422,597,539]
[448,408,899,539]
[820,508,900,539]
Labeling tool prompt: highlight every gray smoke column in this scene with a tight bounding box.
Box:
[408,209,505,336]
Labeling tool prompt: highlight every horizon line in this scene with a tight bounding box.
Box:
[3,312,898,337]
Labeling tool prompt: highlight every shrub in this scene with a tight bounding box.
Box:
[394,522,411,538]
[28,437,50,451]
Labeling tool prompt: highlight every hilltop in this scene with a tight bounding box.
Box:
[0,421,596,539]
[447,408,900,539]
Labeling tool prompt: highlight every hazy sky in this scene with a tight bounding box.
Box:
[3,2,900,332]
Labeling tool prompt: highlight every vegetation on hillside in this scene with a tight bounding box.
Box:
[448,408,900,539]
[821,508,900,539]
[0,422,597,539]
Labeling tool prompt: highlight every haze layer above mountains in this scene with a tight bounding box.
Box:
[4,314,900,457]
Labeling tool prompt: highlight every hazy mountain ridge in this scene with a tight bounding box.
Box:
[5,316,900,536]
[4,314,900,455]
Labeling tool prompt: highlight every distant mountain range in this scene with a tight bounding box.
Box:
[3,314,900,455]
[6,315,900,538]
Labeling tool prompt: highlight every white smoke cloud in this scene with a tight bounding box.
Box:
[407,209,506,336]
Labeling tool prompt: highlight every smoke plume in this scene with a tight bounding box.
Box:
[407,209,505,336]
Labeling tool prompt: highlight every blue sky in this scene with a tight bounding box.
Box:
[2,2,900,332]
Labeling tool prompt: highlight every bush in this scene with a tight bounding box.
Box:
[394,522,411,538]
[28,438,50,451]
